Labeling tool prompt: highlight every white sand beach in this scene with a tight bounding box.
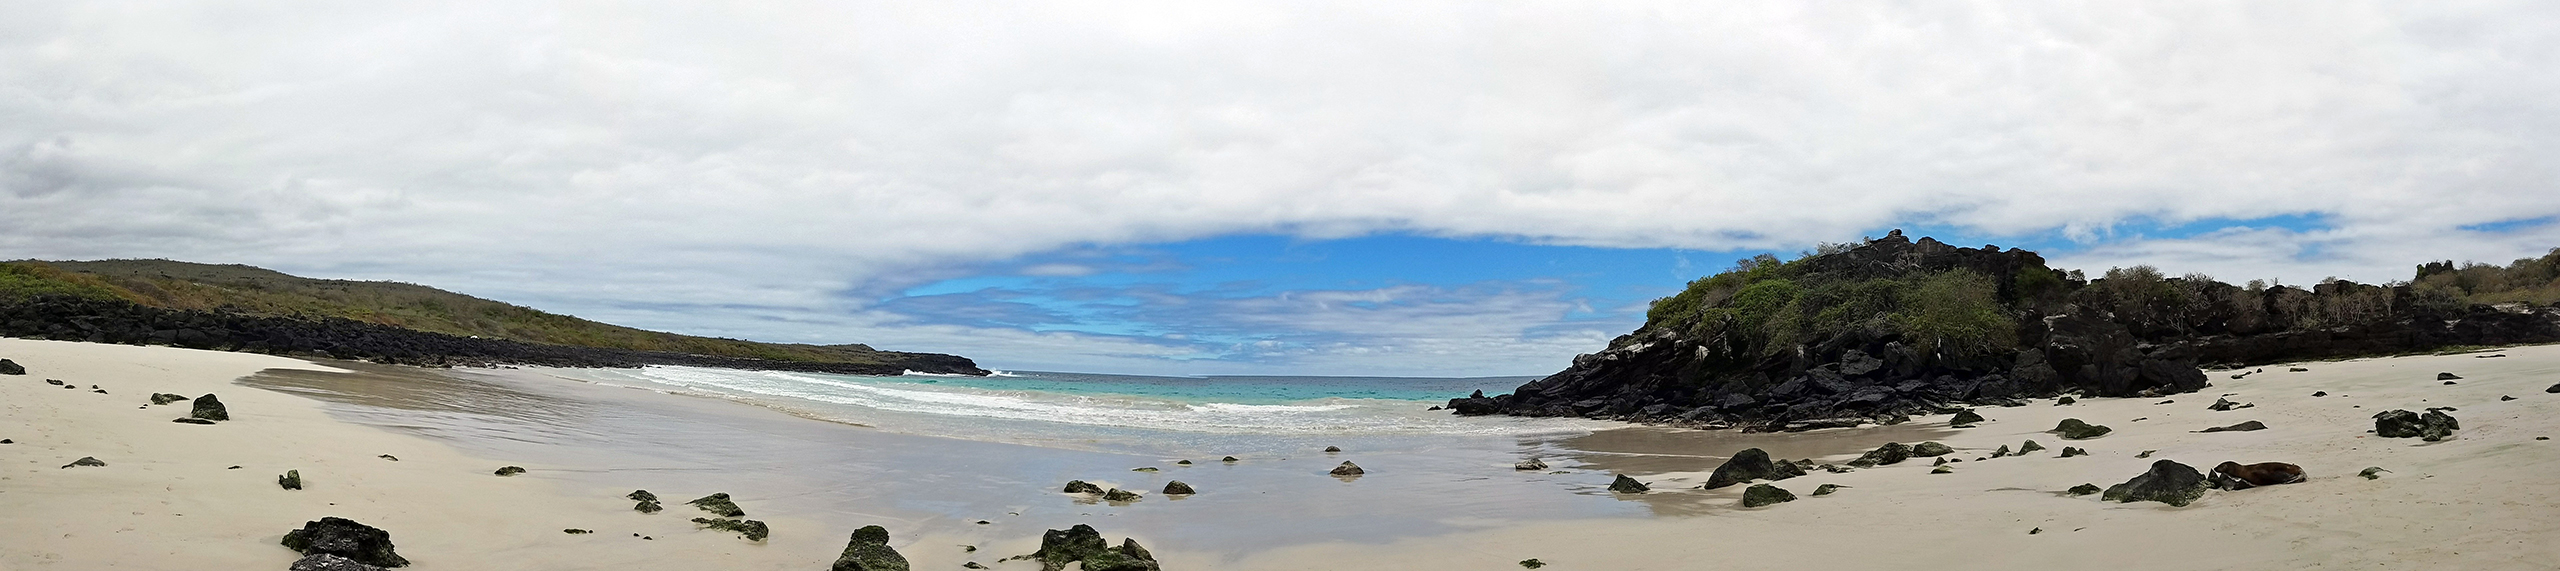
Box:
[5,337,2558,570]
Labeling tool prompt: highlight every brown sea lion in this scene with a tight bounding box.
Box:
[2211,461,2306,490]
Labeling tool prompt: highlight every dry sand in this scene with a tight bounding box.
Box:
[4,336,2558,570]
[0,339,893,570]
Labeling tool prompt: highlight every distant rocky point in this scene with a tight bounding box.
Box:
[0,259,984,376]
[1452,232,2560,430]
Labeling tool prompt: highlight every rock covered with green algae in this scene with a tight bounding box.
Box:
[688,492,745,517]
[831,525,909,571]
[1741,483,1797,507]
[626,489,657,502]
[1063,480,1103,494]
[2067,483,2101,496]
[2102,460,2209,507]
[2053,418,2112,440]
[1012,524,1160,571]
[2018,440,2046,455]
[149,393,190,405]
[1702,448,1803,489]
[280,469,303,490]
[1810,483,1844,496]
[281,516,409,568]
[691,517,769,541]
[492,466,525,476]
[1910,442,1955,457]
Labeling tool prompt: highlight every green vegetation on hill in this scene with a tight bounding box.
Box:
[0,259,907,366]
[1641,252,2032,364]
[2415,248,2560,306]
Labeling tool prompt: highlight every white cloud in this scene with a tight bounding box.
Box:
[4,1,2558,371]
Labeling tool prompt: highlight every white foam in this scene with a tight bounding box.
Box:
[567,366,1590,439]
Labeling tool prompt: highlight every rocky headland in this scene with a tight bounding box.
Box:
[1451,232,2560,430]
[0,260,985,375]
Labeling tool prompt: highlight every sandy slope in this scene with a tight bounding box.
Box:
[5,336,2557,570]
[1215,344,2560,570]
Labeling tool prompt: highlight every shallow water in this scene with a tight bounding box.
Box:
[240,363,1948,553]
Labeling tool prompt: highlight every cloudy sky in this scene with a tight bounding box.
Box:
[5,2,2558,376]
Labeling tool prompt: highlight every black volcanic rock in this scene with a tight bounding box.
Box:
[1608,474,1649,493]
[2053,419,2111,439]
[281,517,408,568]
[1445,234,2560,428]
[2102,460,2209,507]
[1741,483,1796,507]
[832,525,909,571]
[1703,448,1803,489]
[2199,420,2267,433]
[1848,442,1914,467]
[190,394,228,421]
[0,359,21,375]
[1017,524,1159,571]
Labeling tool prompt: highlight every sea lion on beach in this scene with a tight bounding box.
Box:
[2210,461,2305,490]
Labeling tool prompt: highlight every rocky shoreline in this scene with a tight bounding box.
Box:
[1450,232,2560,430]
[0,295,986,376]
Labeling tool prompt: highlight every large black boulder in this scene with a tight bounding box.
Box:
[831,525,909,571]
[0,358,22,375]
[281,517,409,568]
[1446,390,1501,415]
[190,394,228,421]
[1702,448,1804,489]
[2101,460,2210,507]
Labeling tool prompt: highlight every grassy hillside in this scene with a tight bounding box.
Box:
[0,259,912,366]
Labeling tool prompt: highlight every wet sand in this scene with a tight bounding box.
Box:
[9,337,2560,569]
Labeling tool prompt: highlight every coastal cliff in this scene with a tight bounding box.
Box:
[1451,232,2560,430]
